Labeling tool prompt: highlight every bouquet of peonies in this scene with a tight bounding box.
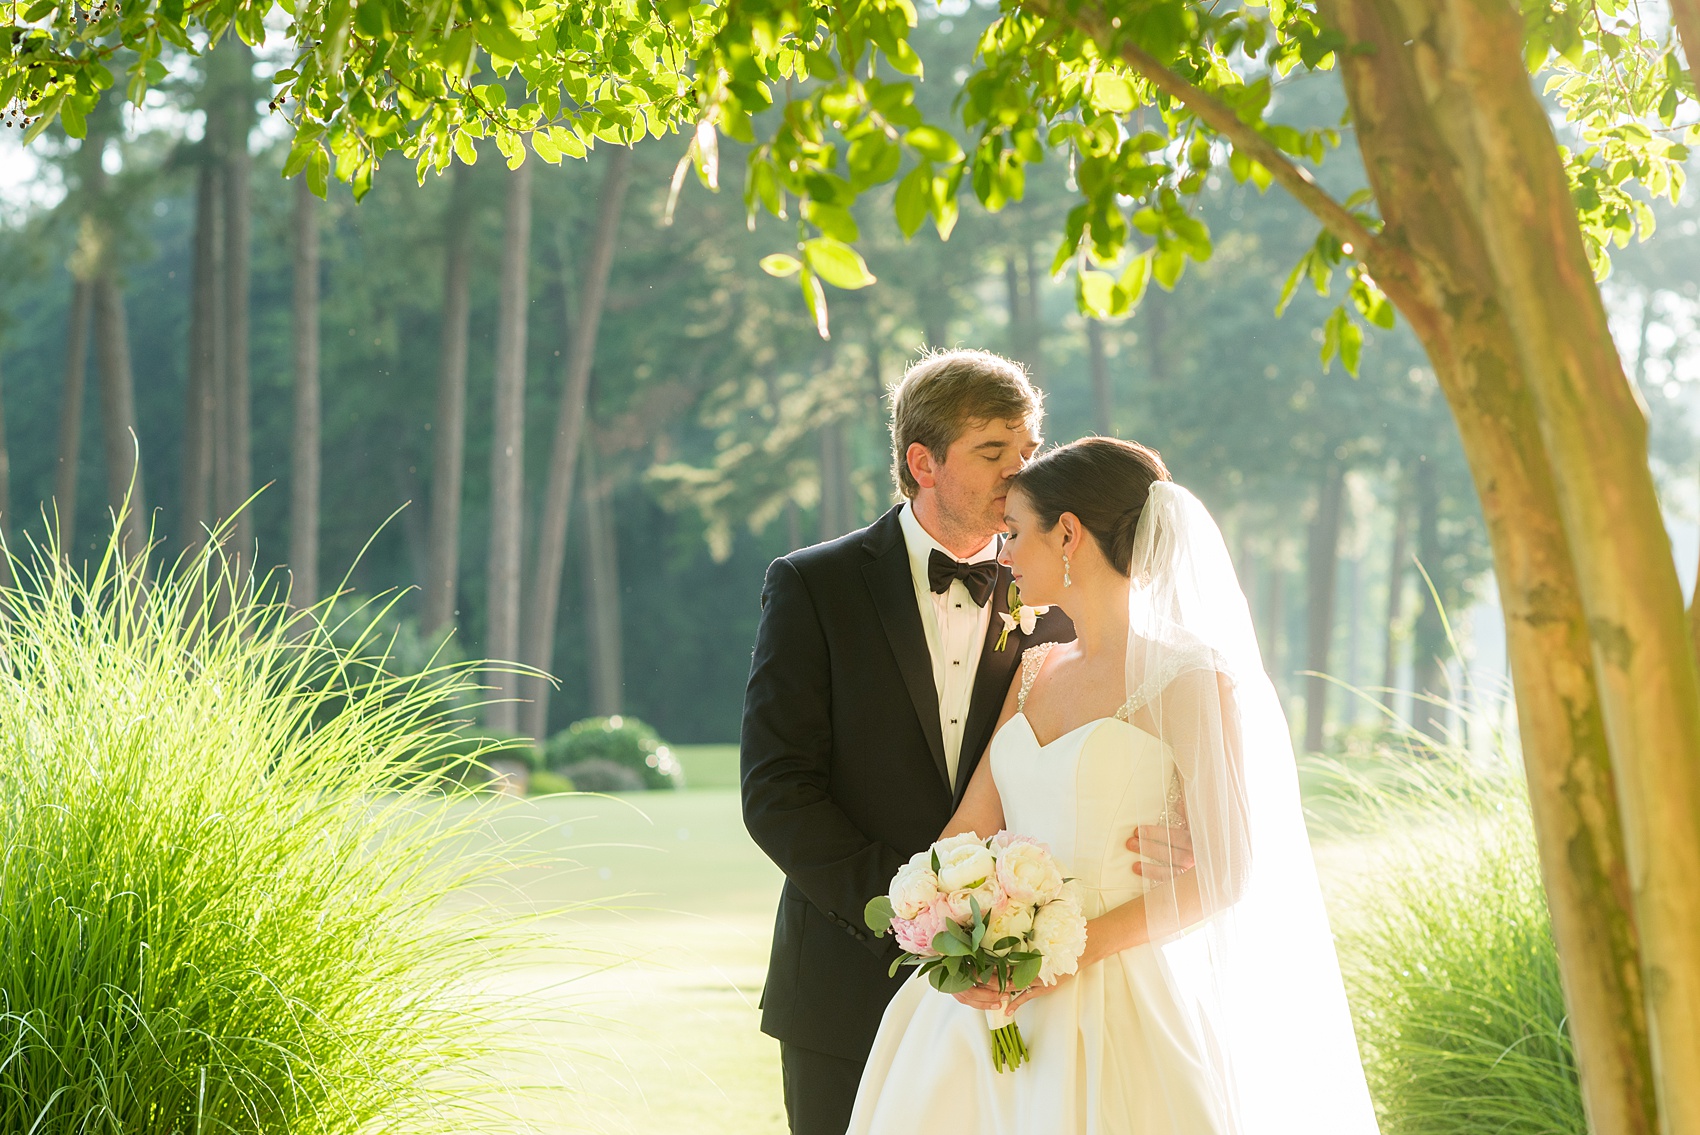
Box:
[865,831,1087,1072]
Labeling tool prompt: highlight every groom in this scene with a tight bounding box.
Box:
[740,350,1077,1134]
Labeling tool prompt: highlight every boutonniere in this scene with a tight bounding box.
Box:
[995,582,1049,651]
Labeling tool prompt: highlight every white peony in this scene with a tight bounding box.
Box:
[985,900,1036,951]
[942,879,1003,925]
[888,856,942,920]
[1032,889,1088,984]
[995,838,1064,906]
[934,835,998,893]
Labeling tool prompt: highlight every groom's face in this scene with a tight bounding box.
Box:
[931,416,1042,537]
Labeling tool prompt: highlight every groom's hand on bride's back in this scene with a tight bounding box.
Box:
[1128,825,1194,883]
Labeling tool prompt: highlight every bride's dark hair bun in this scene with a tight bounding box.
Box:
[1010,437,1171,575]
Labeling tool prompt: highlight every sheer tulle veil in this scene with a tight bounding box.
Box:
[1125,482,1378,1134]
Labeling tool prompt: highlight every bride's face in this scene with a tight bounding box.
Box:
[998,490,1069,607]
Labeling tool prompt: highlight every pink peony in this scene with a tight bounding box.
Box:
[892,896,950,957]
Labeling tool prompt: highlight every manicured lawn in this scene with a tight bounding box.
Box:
[463,779,1383,1133]
[473,787,787,1135]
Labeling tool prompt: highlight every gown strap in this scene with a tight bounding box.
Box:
[1015,642,1058,713]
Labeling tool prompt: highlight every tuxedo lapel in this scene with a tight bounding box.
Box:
[958,563,1022,800]
[860,510,949,789]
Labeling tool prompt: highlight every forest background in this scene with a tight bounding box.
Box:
[1,3,1697,751]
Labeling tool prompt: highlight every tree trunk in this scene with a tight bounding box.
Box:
[519,147,631,741]
[1343,551,1363,725]
[1380,481,1409,711]
[1323,2,1655,1127]
[0,352,13,588]
[818,419,848,541]
[1304,464,1345,753]
[1670,0,1700,85]
[219,40,255,558]
[1144,287,1169,383]
[1087,318,1113,434]
[1023,244,1046,385]
[92,276,146,554]
[581,444,623,717]
[55,279,92,553]
[423,164,476,636]
[484,159,532,733]
[289,174,320,607]
[184,156,225,553]
[1410,457,1444,706]
[1440,8,1700,1118]
[1263,555,1284,696]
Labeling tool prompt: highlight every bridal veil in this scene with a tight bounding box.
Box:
[1122,482,1377,1134]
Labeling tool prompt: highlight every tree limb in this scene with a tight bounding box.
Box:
[1044,1,1389,271]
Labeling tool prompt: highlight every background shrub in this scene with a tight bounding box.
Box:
[546,715,684,790]
[557,757,646,793]
[1321,708,1584,1135]
[0,531,541,1132]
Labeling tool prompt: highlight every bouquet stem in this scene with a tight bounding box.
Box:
[987,1005,1030,1072]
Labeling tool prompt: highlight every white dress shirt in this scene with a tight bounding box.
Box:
[898,502,998,788]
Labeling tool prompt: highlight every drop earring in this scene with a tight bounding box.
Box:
[1063,554,1072,588]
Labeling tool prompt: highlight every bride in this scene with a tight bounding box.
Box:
[847,437,1378,1134]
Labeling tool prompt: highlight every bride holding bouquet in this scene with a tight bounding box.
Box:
[847,437,1378,1135]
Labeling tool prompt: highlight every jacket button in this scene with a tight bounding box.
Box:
[827,912,837,921]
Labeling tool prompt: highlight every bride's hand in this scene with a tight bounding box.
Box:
[949,980,1012,1011]
[1006,971,1073,1012]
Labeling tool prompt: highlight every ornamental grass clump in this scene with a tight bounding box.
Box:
[0,529,541,1133]
[1317,699,1584,1135]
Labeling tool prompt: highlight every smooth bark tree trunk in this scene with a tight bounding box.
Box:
[520,147,631,741]
[1322,3,1655,1127]
[181,161,220,552]
[92,276,146,554]
[1410,457,1444,705]
[1087,318,1112,434]
[1435,8,1700,1121]
[220,40,255,558]
[423,164,476,636]
[580,446,623,717]
[55,279,91,553]
[1380,482,1409,711]
[484,159,532,733]
[1304,465,1345,753]
[289,175,320,607]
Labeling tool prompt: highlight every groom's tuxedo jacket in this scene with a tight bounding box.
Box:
[741,503,1075,1063]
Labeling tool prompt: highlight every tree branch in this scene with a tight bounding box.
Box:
[1046,2,1387,269]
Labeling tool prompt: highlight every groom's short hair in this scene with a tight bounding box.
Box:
[890,349,1043,498]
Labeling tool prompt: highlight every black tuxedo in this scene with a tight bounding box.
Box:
[741,504,1074,1133]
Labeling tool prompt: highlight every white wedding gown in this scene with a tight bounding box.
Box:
[847,643,1229,1135]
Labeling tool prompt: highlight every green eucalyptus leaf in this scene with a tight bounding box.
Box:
[803,237,876,290]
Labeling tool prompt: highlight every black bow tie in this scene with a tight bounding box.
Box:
[928,549,999,607]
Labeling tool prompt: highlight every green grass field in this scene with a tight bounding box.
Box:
[459,759,1388,1133]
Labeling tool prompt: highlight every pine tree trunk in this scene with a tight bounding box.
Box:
[1087,318,1112,434]
[484,159,532,733]
[92,275,146,554]
[818,420,846,541]
[219,40,255,558]
[181,160,220,552]
[1304,465,1344,753]
[423,164,476,636]
[1324,2,1655,1127]
[581,444,623,717]
[1343,552,1363,724]
[55,279,92,553]
[289,175,320,607]
[1263,558,1284,698]
[0,352,13,588]
[1380,482,1409,711]
[1436,7,1700,1118]
[519,147,631,741]
[1410,457,1444,706]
